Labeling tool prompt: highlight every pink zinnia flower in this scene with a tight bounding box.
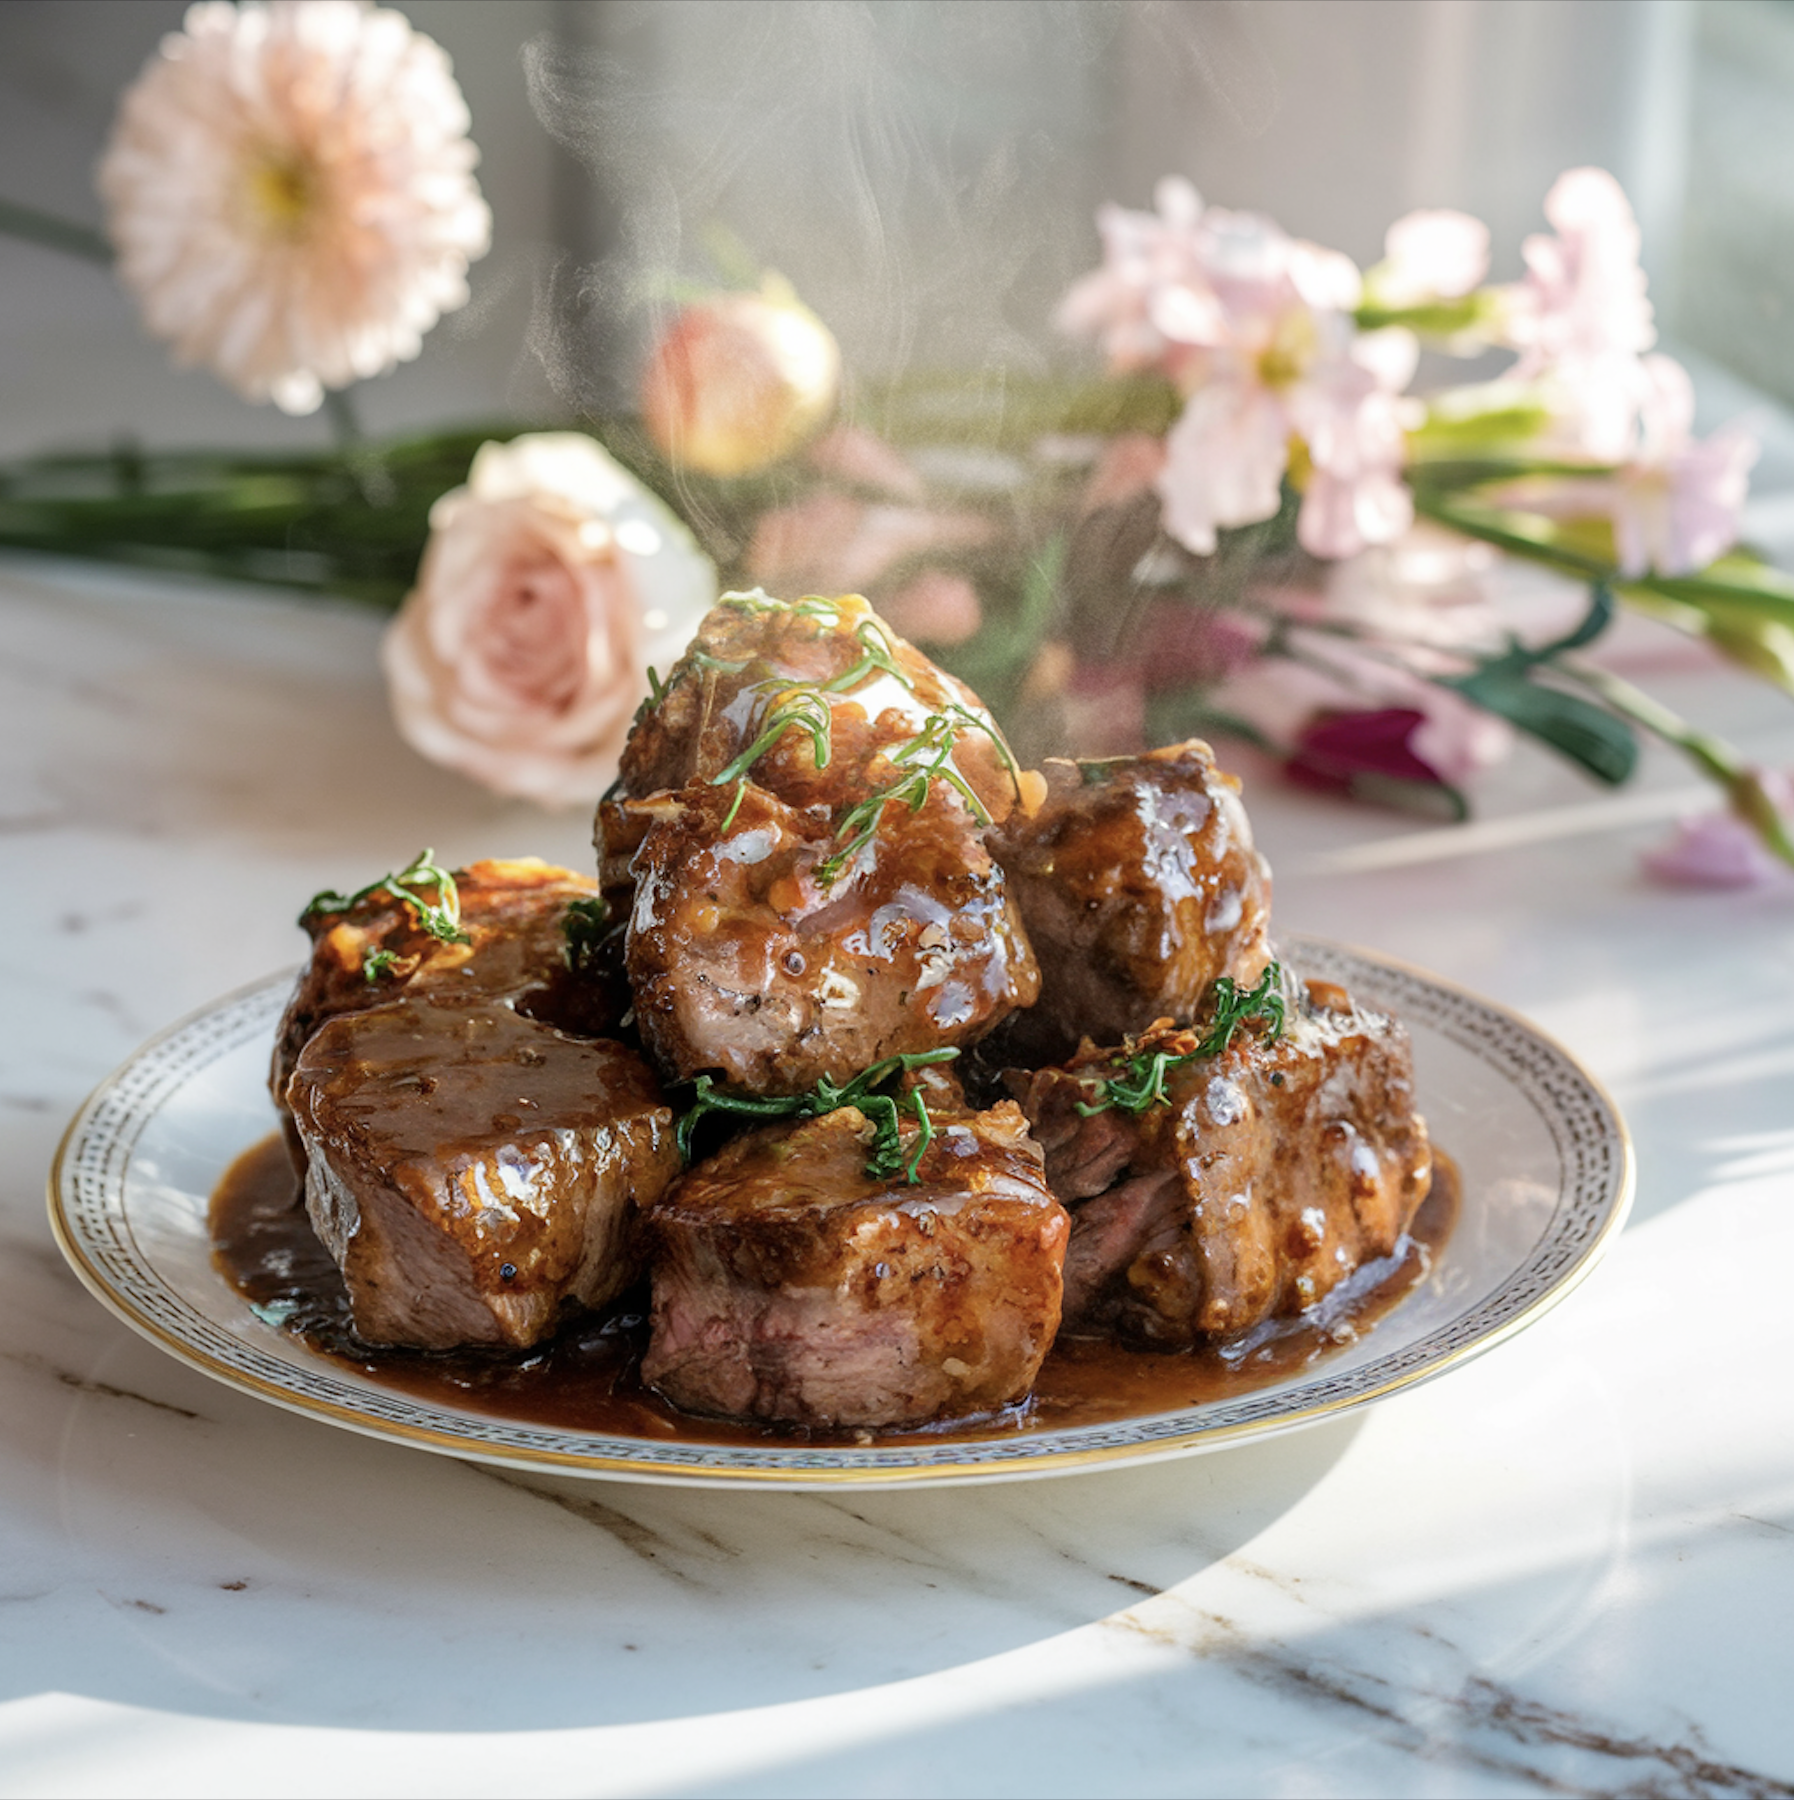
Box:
[99,1,491,415]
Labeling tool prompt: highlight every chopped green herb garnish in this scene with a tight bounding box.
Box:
[362,948,401,984]
[1075,964,1288,1116]
[821,617,915,695]
[713,687,833,785]
[303,850,471,985]
[676,1048,961,1184]
[816,704,1021,885]
[562,895,610,971]
[303,849,471,943]
[720,778,749,830]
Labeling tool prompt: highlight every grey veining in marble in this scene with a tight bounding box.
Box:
[4,559,1794,1798]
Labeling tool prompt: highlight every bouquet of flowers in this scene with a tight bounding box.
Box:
[4,1,1792,884]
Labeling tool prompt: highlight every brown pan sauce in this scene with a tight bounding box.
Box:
[211,1134,1457,1448]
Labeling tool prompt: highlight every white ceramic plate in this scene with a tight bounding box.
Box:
[49,938,1632,1489]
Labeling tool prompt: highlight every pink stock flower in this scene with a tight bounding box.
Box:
[879,569,983,647]
[1487,356,1757,577]
[1642,773,1794,889]
[1079,198,1418,562]
[804,425,926,501]
[1078,432,1168,515]
[1505,168,1656,459]
[745,492,996,595]
[1608,356,1758,576]
[1375,210,1490,306]
[1054,177,1219,375]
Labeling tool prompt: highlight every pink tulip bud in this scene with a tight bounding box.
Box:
[640,283,841,476]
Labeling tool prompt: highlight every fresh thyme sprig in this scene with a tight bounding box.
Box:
[303,849,469,940]
[713,687,834,785]
[302,849,472,984]
[821,617,916,694]
[562,895,611,972]
[1075,963,1289,1116]
[676,1047,961,1184]
[815,704,1022,885]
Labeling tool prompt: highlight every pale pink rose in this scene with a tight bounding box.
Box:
[880,570,983,647]
[804,425,926,500]
[746,492,997,595]
[1376,210,1490,306]
[98,1,490,415]
[641,282,841,476]
[383,434,716,806]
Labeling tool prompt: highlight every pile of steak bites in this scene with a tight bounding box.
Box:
[275,594,1433,1431]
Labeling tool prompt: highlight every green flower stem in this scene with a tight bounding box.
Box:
[1555,657,1794,869]
[0,197,112,265]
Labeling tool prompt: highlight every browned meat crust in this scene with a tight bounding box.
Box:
[288,1000,679,1350]
[1011,981,1431,1346]
[642,1100,1068,1427]
[271,857,622,1115]
[989,744,1273,1065]
[615,780,1038,1094]
[615,591,1019,822]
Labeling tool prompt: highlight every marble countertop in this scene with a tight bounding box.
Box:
[5,556,1794,1799]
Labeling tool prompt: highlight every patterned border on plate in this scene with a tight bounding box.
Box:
[49,940,1634,1485]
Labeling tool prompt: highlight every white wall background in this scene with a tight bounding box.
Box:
[2,0,1789,452]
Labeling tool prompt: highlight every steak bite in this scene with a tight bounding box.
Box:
[990,743,1273,1065]
[615,776,1038,1095]
[273,856,622,1112]
[616,591,1020,823]
[642,1100,1068,1428]
[1012,978,1431,1346]
[288,1001,679,1350]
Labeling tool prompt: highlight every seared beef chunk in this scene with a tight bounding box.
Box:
[614,778,1037,1094]
[273,858,622,1112]
[990,744,1273,1065]
[615,592,1020,822]
[1012,980,1431,1346]
[288,1001,679,1350]
[642,1100,1067,1427]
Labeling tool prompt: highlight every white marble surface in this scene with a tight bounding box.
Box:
[4,556,1794,1798]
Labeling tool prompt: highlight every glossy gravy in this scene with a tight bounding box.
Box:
[210,1136,1458,1446]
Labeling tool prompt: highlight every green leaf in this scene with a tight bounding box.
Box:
[1448,668,1638,785]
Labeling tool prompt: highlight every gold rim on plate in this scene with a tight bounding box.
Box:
[47,937,1634,1488]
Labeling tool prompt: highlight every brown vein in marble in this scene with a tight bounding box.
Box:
[470,1467,733,1588]
[1,1348,203,1420]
